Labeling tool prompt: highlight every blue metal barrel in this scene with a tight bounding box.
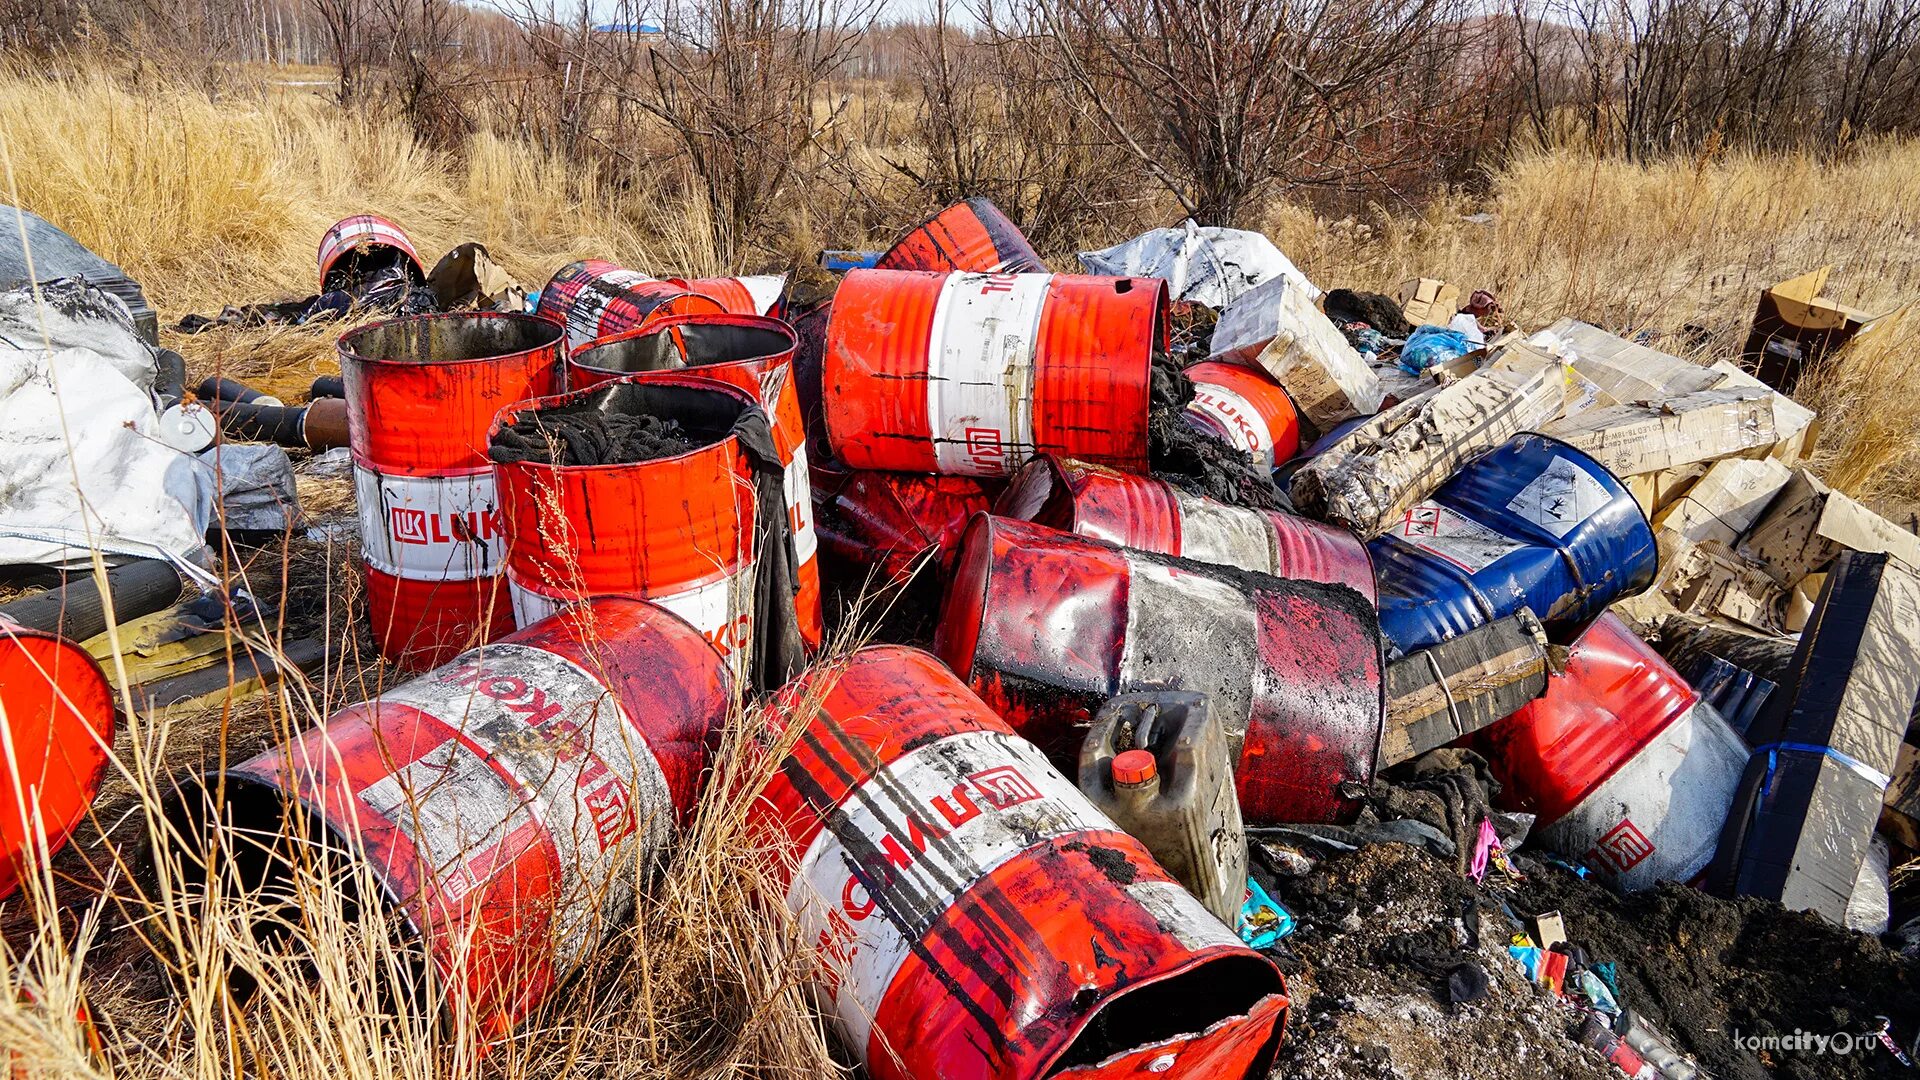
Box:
[1369,433,1657,656]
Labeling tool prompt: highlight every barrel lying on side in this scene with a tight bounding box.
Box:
[163,598,732,1038]
[874,197,1046,275]
[339,311,565,669]
[1181,361,1302,470]
[0,628,114,899]
[318,214,424,292]
[535,260,727,350]
[937,515,1384,826]
[752,645,1288,1080]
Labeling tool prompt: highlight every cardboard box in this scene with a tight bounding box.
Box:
[1738,469,1920,587]
[1659,536,1785,632]
[1398,277,1461,327]
[1540,387,1791,478]
[1381,610,1552,767]
[1289,351,1565,538]
[1711,553,1920,924]
[1705,360,1818,465]
[1531,318,1724,403]
[1652,457,1793,549]
[1741,266,1881,393]
[1627,462,1710,518]
[1213,274,1385,430]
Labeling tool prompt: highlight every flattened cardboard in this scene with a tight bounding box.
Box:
[1738,470,1920,587]
[1289,352,1564,539]
[1627,462,1710,518]
[1705,360,1817,464]
[1653,457,1793,549]
[1381,610,1551,766]
[1540,387,1787,477]
[1532,318,1723,402]
[1399,277,1461,327]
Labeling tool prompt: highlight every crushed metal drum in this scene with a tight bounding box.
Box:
[751,645,1288,1080]
[810,464,1003,582]
[822,269,1164,476]
[937,515,1384,826]
[338,311,564,669]
[163,598,731,1038]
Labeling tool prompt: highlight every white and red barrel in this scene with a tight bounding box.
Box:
[317,214,425,292]
[680,274,786,318]
[1181,361,1302,469]
[491,376,761,676]
[937,515,1384,826]
[534,260,727,350]
[1471,613,1749,890]
[822,270,1164,476]
[994,454,1372,587]
[874,197,1046,275]
[0,626,115,899]
[567,314,821,651]
[752,645,1289,1080]
[164,598,732,1038]
[339,311,565,669]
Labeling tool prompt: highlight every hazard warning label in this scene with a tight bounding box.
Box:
[1390,504,1525,573]
[1507,455,1612,538]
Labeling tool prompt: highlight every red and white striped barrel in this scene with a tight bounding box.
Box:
[1472,613,1748,890]
[535,260,727,351]
[937,515,1383,826]
[0,627,114,900]
[317,213,424,292]
[339,312,565,669]
[169,598,731,1038]
[875,197,1046,274]
[752,645,1289,1080]
[995,455,1373,590]
[492,377,760,677]
[568,315,821,651]
[1182,361,1302,470]
[822,270,1164,476]
[680,274,786,318]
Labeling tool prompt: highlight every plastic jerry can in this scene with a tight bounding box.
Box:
[1080,691,1248,923]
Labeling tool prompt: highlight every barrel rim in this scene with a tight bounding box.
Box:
[0,628,116,898]
[489,372,759,473]
[338,310,567,372]
[569,312,799,378]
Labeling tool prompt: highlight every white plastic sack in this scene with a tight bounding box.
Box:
[1077,220,1318,309]
[0,281,208,568]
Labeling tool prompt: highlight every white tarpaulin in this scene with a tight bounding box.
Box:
[1077,220,1318,309]
[0,281,208,568]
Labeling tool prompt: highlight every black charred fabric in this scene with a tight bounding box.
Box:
[1146,353,1285,510]
[489,410,697,466]
[1325,289,1414,338]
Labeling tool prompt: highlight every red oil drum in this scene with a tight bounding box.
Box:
[811,465,1003,582]
[680,274,786,317]
[317,214,424,292]
[492,377,760,676]
[1472,613,1749,890]
[164,598,731,1038]
[534,260,726,350]
[0,627,115,899]
[752,645,1288,1080]
[875,197,1046,274]
[1182,361,1302,469]
[339,311,564,669]
[995,455,1373,592]
[937,515,1383,826]
[822,270,1164,476]
[567,315,820,651]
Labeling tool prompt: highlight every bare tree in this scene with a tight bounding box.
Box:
[312,0,367,105]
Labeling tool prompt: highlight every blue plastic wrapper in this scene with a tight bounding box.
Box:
[1399,324,1473,373]
[1239,876,1296,948]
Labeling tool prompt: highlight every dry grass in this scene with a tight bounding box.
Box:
[4,58,1920,1079]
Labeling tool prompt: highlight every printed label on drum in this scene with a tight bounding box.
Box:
[1506,455,1612,538]
[355,466,503,582]
[1389,503,1525,573]
[509,569,754,679]
[786,442,818,563]
[1185,383,1274,468]
[924,272,1052,476]
[787,730,1111,1056]
[356,643,672,970]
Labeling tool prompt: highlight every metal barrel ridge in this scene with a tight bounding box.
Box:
[1181,361,1303,470]
[936,515,1384,826]
[534,260,727,351]
[567,315,821,652]
[752,645,1288,1080]
[164,598,731,1039]
[994,455,1373,592]
[822,270,1163,477]
[339,311,565,669]
[1369,432,1658,656]
[492,376,760,677]
[317,214,424,292]
[0,627,115,900]
[1471,613,1748,890]
[810,463,1003,582]
[875,197,1046,275]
